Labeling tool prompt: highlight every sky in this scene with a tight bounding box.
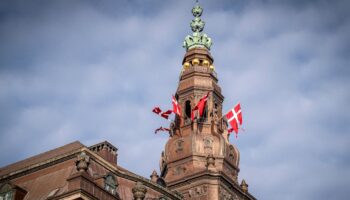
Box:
[0,0,350,199]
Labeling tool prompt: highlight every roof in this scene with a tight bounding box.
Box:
[0,141,84,177]
[0,140,182,200]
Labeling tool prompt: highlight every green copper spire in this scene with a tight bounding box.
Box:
[183,1,212,51]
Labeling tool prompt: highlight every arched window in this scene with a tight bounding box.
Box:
[203,105,208,119]
[104,173,117,195]
[0,184,13,200]
[185,100,191,118]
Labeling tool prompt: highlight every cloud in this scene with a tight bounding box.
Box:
[207,1,350,199]
[0,0,349,200]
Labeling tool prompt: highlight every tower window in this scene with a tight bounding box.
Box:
[199,105,208,122]
[185,100,191,118]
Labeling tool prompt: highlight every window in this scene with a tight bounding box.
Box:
[199,105,208,122]
[104,174,117,195]
[0,184,13,200]
[185,100,191,118]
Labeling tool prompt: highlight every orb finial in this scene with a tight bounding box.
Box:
[192,4,203,17]
[183,1,212,51]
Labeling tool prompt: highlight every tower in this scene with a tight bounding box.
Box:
[159,3,256,200]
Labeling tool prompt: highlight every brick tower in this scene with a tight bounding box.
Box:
[158,3,256,200]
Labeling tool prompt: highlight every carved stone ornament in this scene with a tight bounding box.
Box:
[206,154,215,168]
[213,109,219,122]
[159,151,166,172]
[204,137,213,154]
[228,145,235,162]
[150,170,159,183]
[169,121,176,137]
[219,187,239,200]
[188,185,208,198]
[76,151,90,172]
[173,190,184,198]
[173,165,186,176]
[240,179,249,193]
[132,182,147,200]
[175,139,184,152]
[158,195,168,200]
[229,152,235,161]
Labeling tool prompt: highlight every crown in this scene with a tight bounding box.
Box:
[183,3,213,51]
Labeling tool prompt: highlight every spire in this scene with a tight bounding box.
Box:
[183,1,212,51]
[240,179,249,193]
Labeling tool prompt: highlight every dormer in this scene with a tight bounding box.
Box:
[0,183,27,200]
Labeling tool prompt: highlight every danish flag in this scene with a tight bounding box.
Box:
[152,107,162,114]
[161,110,172,120]
[172,95,181,116]
[225,103,243,134]
[191,92,209,121]
[152,106,172,120]
[154,126,170,134]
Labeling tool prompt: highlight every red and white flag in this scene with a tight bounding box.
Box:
[161,110,172,120]
[225,103,243,134]
[191,92,209,121]
[172,95,181,116]
[155,126,170,134]
[152,107,162,115]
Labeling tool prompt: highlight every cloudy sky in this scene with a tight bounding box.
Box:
[1,0,349,199]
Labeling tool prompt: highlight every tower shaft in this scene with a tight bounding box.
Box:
[159,3,256,200]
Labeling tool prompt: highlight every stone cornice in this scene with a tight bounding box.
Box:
[165,153,239,172]
[167,170,256,200]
